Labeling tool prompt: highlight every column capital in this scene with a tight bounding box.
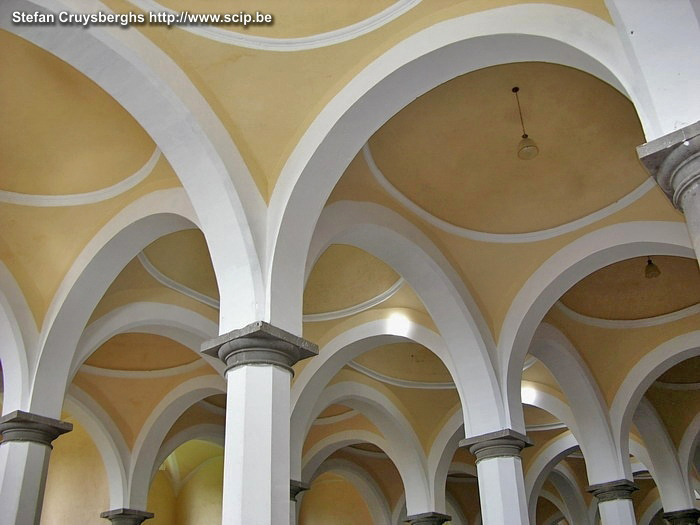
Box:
[405,511,452,525]
[100,508,154,525]
[663,509,700,525]
[202,321,318,375]
[638,120,700,210]
[0,410,72,448]
[587,479,638,502]
[459,428,532,462]
[290,479,309,501]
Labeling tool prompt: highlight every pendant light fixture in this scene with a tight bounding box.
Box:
[645,257,661,279]
[512,86,539,160]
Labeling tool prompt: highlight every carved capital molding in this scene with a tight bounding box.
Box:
[663,509,700,525]
[202,321,318,375]
[100,508,154,525]
[0,410,72,448]
[405,511,452,525]
[638,120,700,210]
[459,428,532,462]
[587,479,638,502]
[290,479,310,501]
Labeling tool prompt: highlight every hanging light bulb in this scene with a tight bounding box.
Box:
[645,257,661,279]
[512,86,539,160]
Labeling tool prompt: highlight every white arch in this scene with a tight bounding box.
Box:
[71,302,221,380]
[428,409,465,515]
[64,386,129,509]
[26,190,199,417]
[128,374,225,509]
[297,201,503,437]
[304,381,432,515]
[500,221,693,433]
[633,398,695,511]
[678,411,700,492]
[153,423,225,478]
[0,263,34,414]
[610,331,700,471]
[550,466,591,525]
[540,490,569,525]
[267,3,642,336]
[1,0,263,333]
[530,324,625,483]
[525,431,580,521]
[291,315,457,478]
[312,458,393,525]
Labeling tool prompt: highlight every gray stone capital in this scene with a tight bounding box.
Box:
[290,479,309,501]
[0,410,72,448]
[663,509,700,525]
[100,508,154,525]
[405,511,452,525]
[202,321,318,375]
[587,479,638,502]
[638,120,700,210]
[459,428,532,462]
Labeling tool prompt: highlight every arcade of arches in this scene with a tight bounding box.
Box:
[1,1,700,524]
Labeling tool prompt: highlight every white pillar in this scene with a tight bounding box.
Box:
[638,121,700,259]
[461,429,532,525]
[606,0,700,136]
[203,322,317,525]
[588,480,638,525]
[0,411,72,525]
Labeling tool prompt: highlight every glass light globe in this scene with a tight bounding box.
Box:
[517,135,539,160]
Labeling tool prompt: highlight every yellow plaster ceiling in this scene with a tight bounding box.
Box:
[317,404,353,419]
[303,244,399,314]
[353,342,452,383]
[368,62,647,234]
[0,30,155,195]
[523,404,560,427]
[560,256,700,320]
[85,332,198,370]
[143,229,219,301]
[151,0,396,38]
[204,394,227,409]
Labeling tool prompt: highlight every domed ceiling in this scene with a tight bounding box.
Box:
[304,244,399,315]
[85,333,198,371]
[560,256,700,320]
[0,31,154,196]
[368,61,647,234]
[353,342,452,384]
[657,356,700,385]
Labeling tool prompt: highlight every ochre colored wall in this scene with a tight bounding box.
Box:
[40,417,109,524]
[299,472,373,525]
[148,470,177,525]
[175,456,224,525]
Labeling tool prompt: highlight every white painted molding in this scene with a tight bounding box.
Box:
[346,360,456,390]
[137,252,220,309]
[344,445,389,459]
[312,409,360,426]
[652,381,700,391]
[363,143,656,243]
[302,278,405,322]
[127,0,421,51]
[527,422,568,432]
[198,399,226,416]
[79,359,206,379]
[0,148,160,207]
[555,300,700,329]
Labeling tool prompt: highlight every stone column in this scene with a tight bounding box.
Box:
[638,121,700,259]
[663,509,700,525]
[587,479,638,525]
[460,429,532,525]
[100,508,154,525]
[0,410,72,525]
[290,479,309,525]
[202,321,317,525]
[405,511,452,524]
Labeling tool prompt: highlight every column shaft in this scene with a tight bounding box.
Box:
[223,365,291,524]
[0,410,72,525]
[461,429,532,525]
[597,499,637,525]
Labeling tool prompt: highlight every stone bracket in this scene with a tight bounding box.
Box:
[0,410,73,448]
[460,428,533,461]
[290,479,309,501]
[405,511,452,525]
[202,321,318,374]
[587,479,638,502]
